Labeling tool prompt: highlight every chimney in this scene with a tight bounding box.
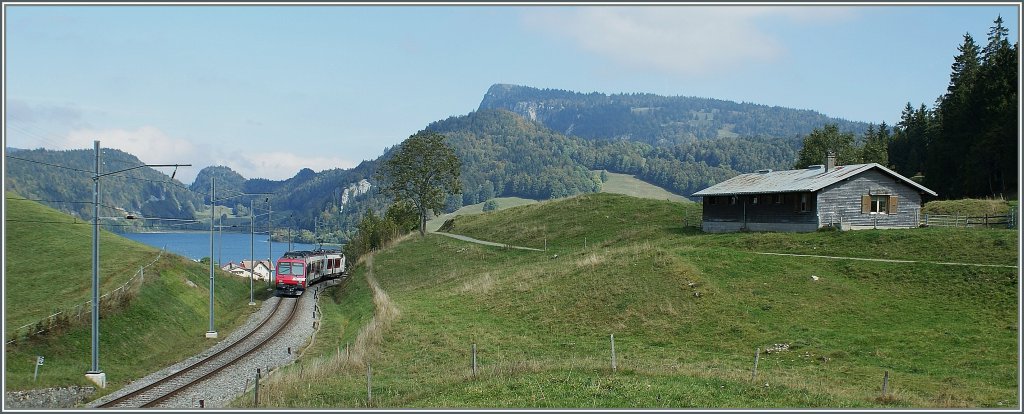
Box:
[825,151,836,172]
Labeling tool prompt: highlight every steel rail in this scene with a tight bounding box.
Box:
[97,297,296,408]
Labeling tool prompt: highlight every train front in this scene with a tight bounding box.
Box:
[274,257,306,296]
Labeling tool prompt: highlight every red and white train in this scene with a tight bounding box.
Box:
[274,249,346,296]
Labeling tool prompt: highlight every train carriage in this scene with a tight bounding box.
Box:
[275,249,346,296]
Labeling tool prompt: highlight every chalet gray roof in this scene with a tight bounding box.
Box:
[691,163,937,197]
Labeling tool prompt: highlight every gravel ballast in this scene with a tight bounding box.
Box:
[82,279,336,409]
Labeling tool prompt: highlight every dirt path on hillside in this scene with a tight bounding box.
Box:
[754,251,1018,268]
[434,232,543,251]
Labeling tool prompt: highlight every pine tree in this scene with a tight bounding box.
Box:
[861,122,890,166]
[928,33,981,198]
[967,15,1018,197]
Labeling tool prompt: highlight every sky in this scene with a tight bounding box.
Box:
[3,2,1020,184]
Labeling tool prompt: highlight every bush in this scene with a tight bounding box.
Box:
[482,199,498,212]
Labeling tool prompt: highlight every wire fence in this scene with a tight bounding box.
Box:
[682,208,1016,230]
[5,248,165,346]
[681,210,703,228]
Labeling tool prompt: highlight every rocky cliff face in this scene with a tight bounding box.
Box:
[339,179,372,212]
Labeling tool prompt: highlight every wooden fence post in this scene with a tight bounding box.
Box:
[881,370,889,397]
[751,348,761,381]
[254,368,260,407]
[610,334,616,372]
[367,364,373,406]
[472,343,478,377]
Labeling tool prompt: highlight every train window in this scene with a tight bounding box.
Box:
[277,263,305,276]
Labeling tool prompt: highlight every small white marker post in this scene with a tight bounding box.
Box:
[33,356,44,381]
[751,348,761,381]
[610,334,616,372]
[366,364,373,406]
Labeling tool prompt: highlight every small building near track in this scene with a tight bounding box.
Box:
[691,154,937,232]
[222,260,273,280]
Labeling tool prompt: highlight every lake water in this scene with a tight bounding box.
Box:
[120,231,323,266]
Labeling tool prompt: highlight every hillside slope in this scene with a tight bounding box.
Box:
[4,196,264,397]
[251,193,1018,408]
[5,147,202,222]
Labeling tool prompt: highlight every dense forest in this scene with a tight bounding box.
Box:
[892,16,1018,199]
[796,16,1018,199]
[479,83,871,144]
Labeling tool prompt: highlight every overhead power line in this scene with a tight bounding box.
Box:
[5,155,93,174]
[5,196,133,213]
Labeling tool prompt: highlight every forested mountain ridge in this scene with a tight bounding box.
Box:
[425,108,799,205]
[479,83,872,145]
[4,147,203,221]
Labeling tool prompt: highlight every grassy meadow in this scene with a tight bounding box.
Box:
[4,196,269,397]
[426,197,539,232]
[247,193,1019,409]
[597,171,691,203]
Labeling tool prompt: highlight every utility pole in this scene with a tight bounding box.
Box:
[249,199,255,305]
[267,197,273,289]
[207,177,217,339]
[218,213,223,267]
[87,140,103,387]
[86,140,189,386]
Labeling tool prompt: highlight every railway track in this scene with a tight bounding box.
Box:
[98,296,300,408]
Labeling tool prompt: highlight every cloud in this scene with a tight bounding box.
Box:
[6,99,84,125]
[66,126,196,162]
[58,126,200,182]
[526,6,853,77]
[226,151,357,182]
[15,122,355,184]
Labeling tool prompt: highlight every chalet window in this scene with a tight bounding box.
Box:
[773,194,783,204]
[861,194,899,214]
[799,194,809,212]
[752,196,759,205]
[729,196,737,205]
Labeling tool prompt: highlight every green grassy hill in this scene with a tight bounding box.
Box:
[4,195,268,397]
[597,171,691,203]
[248,193,1018,409]
[921,198,1013,217]
[424,173,688,234]
[426,197,539,232]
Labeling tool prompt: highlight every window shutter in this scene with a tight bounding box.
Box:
[861,195,871,214]
[888,195,899,214]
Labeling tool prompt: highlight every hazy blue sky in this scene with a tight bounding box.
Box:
[4,3,1020,183]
